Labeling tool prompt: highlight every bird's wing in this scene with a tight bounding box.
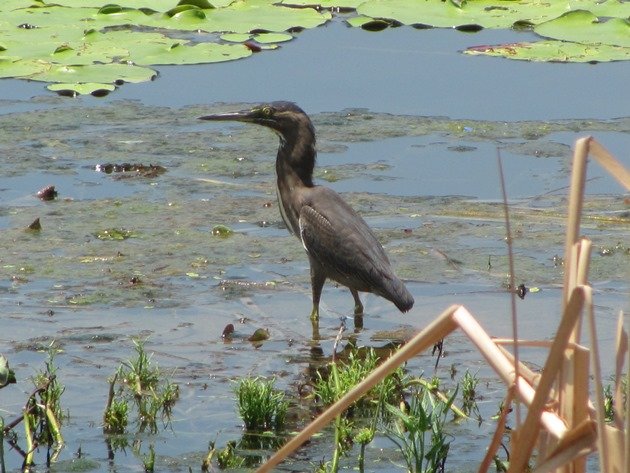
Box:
[298,187,394,289]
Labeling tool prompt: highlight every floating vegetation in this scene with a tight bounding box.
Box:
[94,228,138,240]
[95,163,167,178]
[211,224,233,237]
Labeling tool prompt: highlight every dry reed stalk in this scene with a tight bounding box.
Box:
[507,286,589,472]
[625,328,629,473]
[561,138,589,309]
[497,150,522,427]
[533,419,597,473]
[477,386,514,473]
[614,312,628,428]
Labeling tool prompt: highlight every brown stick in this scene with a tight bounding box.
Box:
[588,139,630,191]
[507,286,587,472]
[562,137,589,309]
[477,387,514,473]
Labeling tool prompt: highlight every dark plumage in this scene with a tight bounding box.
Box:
[199,101,413,319]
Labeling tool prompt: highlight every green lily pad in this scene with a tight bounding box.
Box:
[253,32,293,44]
[0,0,330,92]
[129,41,252,65]
[0,58,49,78]
[465,39,630,62]
[221,33,252,42]
[201,0,331,34]
[30,62,157,84]
[535,10,630,47]
[47,82,117,96]
[354,0,630,30]
[280,0,365,7]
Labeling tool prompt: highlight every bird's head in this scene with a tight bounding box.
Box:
[199,101,314,143]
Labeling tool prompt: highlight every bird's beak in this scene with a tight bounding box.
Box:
[198,110,256,123]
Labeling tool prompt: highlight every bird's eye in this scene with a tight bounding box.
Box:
[261,106,273,117]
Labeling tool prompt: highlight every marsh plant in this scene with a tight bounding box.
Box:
[235,377,288,431]
[385,385,454,473]
[103,339,180,438]
[0,345,65,470]
[313,346,404,472]
[314,348,402,409]
[460,370,480,419]
[31,346,65,445]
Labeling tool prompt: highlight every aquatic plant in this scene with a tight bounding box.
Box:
[460,370,480,419]
[103,338,179,442]
[314,347,401,409]
[0,345,65,470]
[385,385,454,473]
[235,377,287,431]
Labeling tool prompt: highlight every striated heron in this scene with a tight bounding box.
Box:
[199,102,414,319]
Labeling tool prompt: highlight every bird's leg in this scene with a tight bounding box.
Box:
[310,263,326,320]
[351,288,363,316]
[311,318,321,340]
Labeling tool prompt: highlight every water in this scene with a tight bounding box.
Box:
[0,15,628,473]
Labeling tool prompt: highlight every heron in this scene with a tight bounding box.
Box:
[199,102,413,320]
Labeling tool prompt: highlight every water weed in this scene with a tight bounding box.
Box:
[235,377,287,431]
[103,338,179,457]
[385,385,454,473]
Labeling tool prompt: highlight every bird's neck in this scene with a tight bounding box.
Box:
[276,133,316,188]
[275,132,316,235]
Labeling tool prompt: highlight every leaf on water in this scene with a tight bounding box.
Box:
[0,355,17,387]
[248,328,270,342]
[178,0,215,9]
[465,39,630,62]
[94,228,138,240]
[535,10,630,47]
[47,82,116,96]
[212,224,233,237]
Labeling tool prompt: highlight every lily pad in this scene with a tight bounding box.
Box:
[47,82,117,96]
[129,41,251,65]
[220,33,252,43]
[534,10,630,47]
[465,40,630,62]
[31,63,157,85]
[252,32,294,44]
[0,0,330,93]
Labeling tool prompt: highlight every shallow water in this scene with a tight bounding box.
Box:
[0,16,629,473]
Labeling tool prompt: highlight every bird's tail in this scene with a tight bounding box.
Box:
[381,277,414,313]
